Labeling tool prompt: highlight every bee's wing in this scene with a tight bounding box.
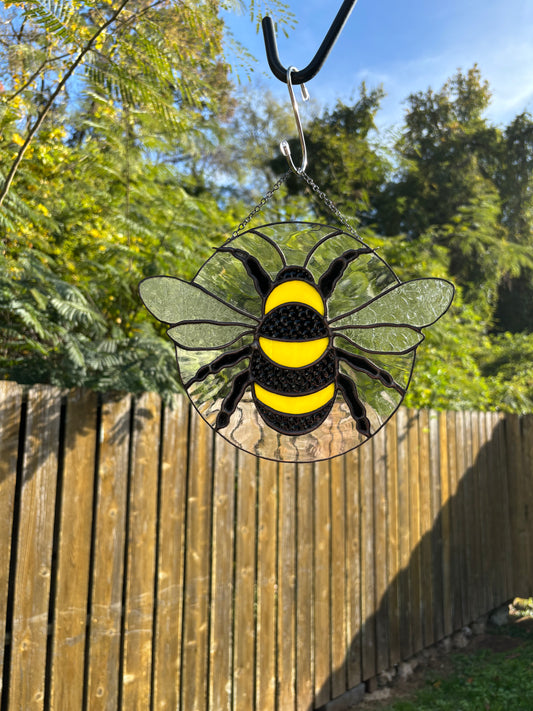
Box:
[331,278,454,354]
[140,276,257,328]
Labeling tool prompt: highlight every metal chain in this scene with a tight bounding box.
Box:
[231,169,361,240]
[232,171,291,237]
[299,170,361,239]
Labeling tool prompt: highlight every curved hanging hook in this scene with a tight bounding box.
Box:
[280,66,309,174]
[262,0,358,85]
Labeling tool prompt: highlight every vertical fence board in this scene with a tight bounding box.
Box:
[506,414,527,594]
[495,412,513,601]
[209,436,237,711]
[50,390,98,711]
[8,386,62,711]
[86,393,131,710]
[181,411,213,711]
[396,408,413,660]
[459,411,474,624]
[360,439,376,681]
[429,411,444,643]
[256,459,278,711]
[470,411,482,620]
[153,395,189,711]
[0,382,23,700]
[277,463,297,711]
[407,410,423,653]
[385,416,401,667]
[345,447,361,690]
[417,410,433,647]
[296,463,314,710]
[476,412,490,614]
[520,414,533,594]
[314,459,331,707]
[331,455,347,699]
[122,392,161,710]
[233,452,258,711]
[372,428,389,674]
[438,412,453,638]
[446,411,462,631]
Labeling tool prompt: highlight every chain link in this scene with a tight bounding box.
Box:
[232,172,291,237]
[231,169,361,241]
[299,170,361,239]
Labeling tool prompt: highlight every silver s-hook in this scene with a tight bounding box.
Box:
[280,66,310,174]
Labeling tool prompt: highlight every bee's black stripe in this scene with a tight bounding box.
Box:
[251,349,335,395]
[255,400,334,436]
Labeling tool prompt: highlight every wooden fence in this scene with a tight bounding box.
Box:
[0,381,532,711]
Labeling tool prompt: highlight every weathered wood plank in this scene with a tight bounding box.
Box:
[255,459,278,711]
[385,415,401,667]
[296,462,314,709]
[520,414,533,595]
[428,411,443,643]
[460,411,475,623]
[345,446,362,689]
[372,427,389,674]
[360,438,376,680]
[180,410,213,711]
[86,393,132,710]
[417,410,433,647]
[476,411,490,614]
[454,410,469,627]
[153,394,189,711]
[331,454,347,698]
[0,382,23,700]
[438,411,453,638]
[446,411,463,631]
[8,385,62,711]
[314,458,331,706]
[233,451,258,711]
[396,408,413,660]
[469,410,482,620]
[407,409,422,653]
[277,462,297,711]
[494,412,513,601]
[122,392,161,710]
[50,389,98,711]
[208,435,237,711]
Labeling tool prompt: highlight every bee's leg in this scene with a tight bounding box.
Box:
[185,346,252,388]
[217,247,272,297]
[336,348,405,395]
[318,247,373,299]
[215,370,251,430]
[337,372,372,437]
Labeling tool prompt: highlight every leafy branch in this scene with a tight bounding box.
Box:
[0,0,132,207]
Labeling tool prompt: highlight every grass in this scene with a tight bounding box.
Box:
[377,600,533,711]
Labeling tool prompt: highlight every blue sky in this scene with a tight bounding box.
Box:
[222,0,533,132]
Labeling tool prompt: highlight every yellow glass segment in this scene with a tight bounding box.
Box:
[259,337,329,367]
[254,382,335,415]
[264,280,325,315]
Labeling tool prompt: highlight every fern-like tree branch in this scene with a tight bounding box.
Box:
[0,0,132,207]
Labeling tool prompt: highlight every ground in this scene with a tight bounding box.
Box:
[355,602,533,710]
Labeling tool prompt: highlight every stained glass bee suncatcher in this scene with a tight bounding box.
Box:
[140,221,454,462]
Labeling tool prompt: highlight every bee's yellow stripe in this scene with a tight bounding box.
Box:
[254,382,335,415]
[259,337,329,368]
[264,280,324,315]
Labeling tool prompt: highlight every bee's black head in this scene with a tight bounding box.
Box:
[275,266,315,284]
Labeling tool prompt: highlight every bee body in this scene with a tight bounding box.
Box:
[251,271,336,435]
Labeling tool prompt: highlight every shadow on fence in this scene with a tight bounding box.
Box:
[311,409,532,710]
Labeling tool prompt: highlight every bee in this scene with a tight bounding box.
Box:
[139,222,453,462]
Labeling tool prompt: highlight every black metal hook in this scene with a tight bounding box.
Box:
[262,0,358,85]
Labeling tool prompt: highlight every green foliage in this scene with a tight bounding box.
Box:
[379,624,533,711]
[0,2,531,414]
